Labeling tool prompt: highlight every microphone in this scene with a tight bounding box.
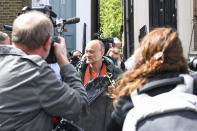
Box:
[4,25,12,31]
[63,17,80,24]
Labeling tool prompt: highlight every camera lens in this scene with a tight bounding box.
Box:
[189,57,197,71]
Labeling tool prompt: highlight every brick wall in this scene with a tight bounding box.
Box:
[0,0,31,37]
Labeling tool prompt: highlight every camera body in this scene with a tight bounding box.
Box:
[69,56,80,67]
[45,37,60,64]
[100,37,114,55]
[100,37,114,44]
[189,56,197,71]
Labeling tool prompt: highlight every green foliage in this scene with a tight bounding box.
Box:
[100,0,122,40]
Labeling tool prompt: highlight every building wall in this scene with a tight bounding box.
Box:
[177,0,193,58]
[133,0,193,58]
[76,0,91,52]
[32,0,49,7]
[133,0,149,49]
[0,0,31,37]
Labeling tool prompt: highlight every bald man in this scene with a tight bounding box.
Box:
[0,31,10,45]
[0,11,88,131]
[76,40,122,131]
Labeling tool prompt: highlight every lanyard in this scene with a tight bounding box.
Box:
[89,63,104,80]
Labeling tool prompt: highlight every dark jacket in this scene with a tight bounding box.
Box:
[76,56,122,131]
[107,73,197,131]
[76,56,122,83]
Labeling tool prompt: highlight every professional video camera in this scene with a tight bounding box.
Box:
[93,32,114,43]
[100,37,114,44]
[4,5,80,64]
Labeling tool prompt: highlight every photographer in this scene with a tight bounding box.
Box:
[0,11,88,131]
[69,50,82,67]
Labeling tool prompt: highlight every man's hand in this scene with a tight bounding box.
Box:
[108,85,115,94]
[54,36,70,67]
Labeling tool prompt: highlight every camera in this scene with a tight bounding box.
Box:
[93,32,114,44]
[101,37,114,55]
[45,36,59,64]
[4,5,80,64]
[100,37,114,44]
[189,56,197,71]
[69,56,80,67]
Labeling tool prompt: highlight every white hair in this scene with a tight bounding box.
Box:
[113,37,121,44]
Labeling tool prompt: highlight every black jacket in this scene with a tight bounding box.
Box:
[76,56,122,84]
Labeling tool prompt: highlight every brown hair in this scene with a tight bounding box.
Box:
[113,28,188,106]
[12,11,54,51]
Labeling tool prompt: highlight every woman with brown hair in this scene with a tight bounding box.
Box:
[107,27,192,131]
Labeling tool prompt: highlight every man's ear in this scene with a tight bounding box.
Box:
[101,50,105,56]
[43,37,52,52]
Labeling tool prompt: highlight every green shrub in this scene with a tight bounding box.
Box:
[100,0,122,40]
